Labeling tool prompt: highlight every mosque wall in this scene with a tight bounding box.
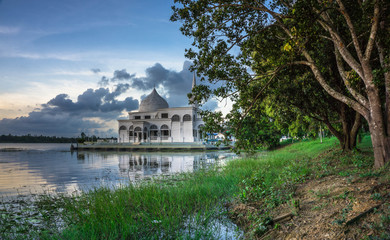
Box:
[171,121,181,142]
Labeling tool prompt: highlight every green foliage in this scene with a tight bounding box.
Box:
[171,0,373,154]
[231,111,281,152]
[0,134,77,143]
[0,133,114,143]
[332,201,354,225]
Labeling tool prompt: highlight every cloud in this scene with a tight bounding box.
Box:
[44,86,138,117]
[99,61,208,108]
[0,86,139,137]
[0,61,219,137]
[91,68,101,74]
[112,69,135,81]
[98,76,110,87]
[202,99,219,111]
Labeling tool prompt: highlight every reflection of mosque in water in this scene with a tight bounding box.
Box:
[118,152,233,181]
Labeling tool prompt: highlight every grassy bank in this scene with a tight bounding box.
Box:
[230,136,390,239]
[1,137,389,239]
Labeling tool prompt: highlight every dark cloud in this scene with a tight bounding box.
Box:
[98,69,134,86]
[91,68,101,74]
[105,83,130,101]
[98,61,203,108]
[0,61,219,137]
[0,87,139,137]
[112,69,135,81]
[44,87,138,117]
[98,76,109,87]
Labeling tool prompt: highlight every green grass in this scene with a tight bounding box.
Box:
[2,136,387,239]
[54,138,339,239]
[57,171,242,239]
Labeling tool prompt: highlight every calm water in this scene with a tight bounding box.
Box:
[0,143,236,197]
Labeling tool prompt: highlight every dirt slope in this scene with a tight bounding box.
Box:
[230,173,390,239]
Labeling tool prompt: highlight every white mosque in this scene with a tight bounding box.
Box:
[118,75,205,143]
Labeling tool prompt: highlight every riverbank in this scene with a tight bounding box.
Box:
[1,137,389,239]
[72,142,231,151]
[229,137,390,239]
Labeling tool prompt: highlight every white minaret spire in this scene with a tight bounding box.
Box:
[191,72,198,108]
[192,72,196,89]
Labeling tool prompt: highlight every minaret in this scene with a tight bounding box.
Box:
[191,72,198,108]
[192,72,196,89]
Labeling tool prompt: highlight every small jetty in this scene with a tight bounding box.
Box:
[70,142,231,152]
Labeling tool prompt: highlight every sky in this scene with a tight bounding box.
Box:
[0,0,222,138]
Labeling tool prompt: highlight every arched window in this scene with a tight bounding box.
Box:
[161,124,170,138]
[134,127,142,132]
[119,126,127,130]
[183,114,191,121]
[150,125,158,139]
[172,115,180,122]
[129,126,134,136]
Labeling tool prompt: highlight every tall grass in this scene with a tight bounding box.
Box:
[2,137,348,239]
[49,138,341,239]
[55,170,242,239]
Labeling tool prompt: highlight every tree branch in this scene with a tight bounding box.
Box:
[334,45,369,109]
[364,0,380,61]
[239,67,282,128]
[335,0,364,62]
[301,49,370,120]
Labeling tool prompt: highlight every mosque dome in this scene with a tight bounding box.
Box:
[138,88,169,112]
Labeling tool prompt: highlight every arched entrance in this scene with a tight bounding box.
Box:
[129,126,134,142]
[150,125,158,141]
[119,125,127,143]
[143,127,148,141]
[134,127,142,142]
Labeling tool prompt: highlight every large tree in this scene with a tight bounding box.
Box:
[172,0,389,168]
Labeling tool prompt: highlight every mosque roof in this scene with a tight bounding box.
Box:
[138,88,169,112]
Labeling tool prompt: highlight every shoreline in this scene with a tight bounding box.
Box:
[2,137,389,239]
[71,142,231,151]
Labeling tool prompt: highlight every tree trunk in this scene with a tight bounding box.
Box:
[340,118,360,151]
[323,109,361,152]
[376,40,390,137]
[349,112,361,150]
[368,121,389,168]
[366,82,390,168]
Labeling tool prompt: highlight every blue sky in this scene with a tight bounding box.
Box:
[0,0,221,137]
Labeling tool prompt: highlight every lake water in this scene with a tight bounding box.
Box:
[0,143,237,197]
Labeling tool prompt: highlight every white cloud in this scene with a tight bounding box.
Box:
[216,98,234,117]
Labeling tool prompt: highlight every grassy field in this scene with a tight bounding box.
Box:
[1,136,389,239]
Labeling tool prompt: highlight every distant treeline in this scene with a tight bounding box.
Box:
[0,134,78,143]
